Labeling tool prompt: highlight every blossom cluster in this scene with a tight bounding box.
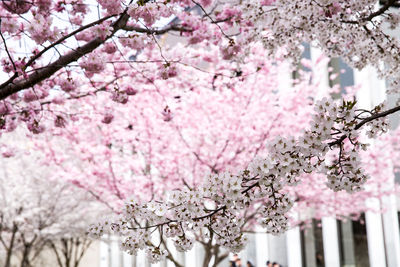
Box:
[93,22,113,41]
[26,14,60,44]
[238,0,400,93]
[98,0,122,15]
[119,34,148,50]
[128,2,173,26]
[88,98,390,263]
[79,51,105,77]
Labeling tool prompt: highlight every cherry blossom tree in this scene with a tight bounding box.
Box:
[81,67,396,264]
[0,134,106,267]
[1,0,400,132]
[1,0,400,264]
[34,43,323,266]
[47,238,93,267]
[30,44,397,265]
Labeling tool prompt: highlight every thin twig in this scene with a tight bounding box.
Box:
[0,19,16,71]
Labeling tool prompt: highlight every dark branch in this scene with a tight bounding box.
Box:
[328,104,400,147]
[0,12,130,100]
[123,24,193,34]
[365,0,398,21]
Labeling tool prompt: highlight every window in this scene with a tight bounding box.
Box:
[300,219,325,267]
[337,214,370,267]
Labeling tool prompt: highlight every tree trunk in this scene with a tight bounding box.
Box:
[4,224,18,267]
[201,235,214,267]
[202,247,213,267]
[49,241,64,267]
[212,251,229,267]
[20,244,31,267]
[62,238,71,267]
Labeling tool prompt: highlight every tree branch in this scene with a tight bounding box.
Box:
[0,12,130,100]
[373,1,400,20]
[122,24,193,34]
[328,104,400,147]
[0,19,16,71]
[342,0,398,24]
[160,237,183,267]
[49,241,64,267]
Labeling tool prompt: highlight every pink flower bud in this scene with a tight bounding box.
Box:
[102,113,114,124]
